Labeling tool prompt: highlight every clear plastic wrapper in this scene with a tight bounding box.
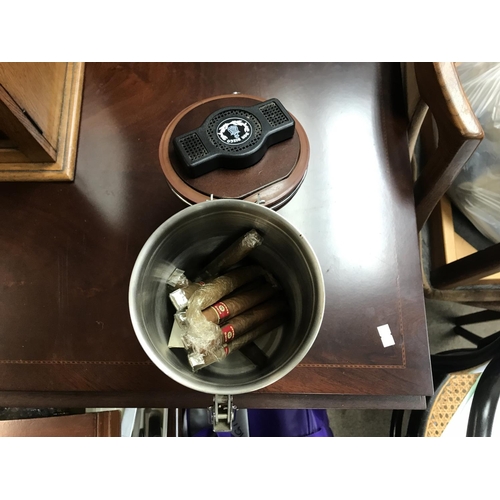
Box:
[181,265,266,355]
[188,315,285,371]
[174,310,187,328]
[195,229,264,282]
[169,281,205,311]
[166,268,190,290]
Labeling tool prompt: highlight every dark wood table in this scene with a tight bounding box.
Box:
[0,63,433,410]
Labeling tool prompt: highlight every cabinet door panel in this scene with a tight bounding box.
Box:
[0,63,67,150]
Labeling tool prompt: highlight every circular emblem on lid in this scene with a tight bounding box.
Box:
[216,117,252,145]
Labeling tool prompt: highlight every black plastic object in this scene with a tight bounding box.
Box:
[173,98,295,178]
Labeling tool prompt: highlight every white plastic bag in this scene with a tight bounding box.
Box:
[457,63,500,128]
[448,62,500,243]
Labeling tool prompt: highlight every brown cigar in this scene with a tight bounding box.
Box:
[174,278,272,328]
[222,276,267,299]
[188,315,285,371]
[216,297,287,345]
[195,229,264,282]
[217,297,286,342]
[202,284,278,324]
[187,265,266,312]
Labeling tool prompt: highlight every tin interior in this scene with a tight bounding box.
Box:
[129,199,325,395]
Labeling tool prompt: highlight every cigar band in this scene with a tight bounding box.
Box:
[221,324,235,343]
[211,301,230,322]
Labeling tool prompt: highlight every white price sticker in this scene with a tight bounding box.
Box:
[377,324,395,348]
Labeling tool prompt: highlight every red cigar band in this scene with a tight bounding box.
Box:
[221,324,235,343]
[210,301,230,322]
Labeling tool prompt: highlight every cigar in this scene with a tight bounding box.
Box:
[174,279,272,329]
[188,316,285,371]
[187,265,266,312]
[239,343,268,367]
[185,297,287,353]
[181,267,279,356]
[195,229,264,282]
[169,281,206,311]
[202,284,278,324]
[222,276,267,299]
[215,297,287,346]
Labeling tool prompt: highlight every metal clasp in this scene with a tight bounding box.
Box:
[209,395,236,432]
[206,193,266,206]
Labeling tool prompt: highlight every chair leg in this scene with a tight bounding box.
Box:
[455,309,500,326]
[432,333,500,373]
[407,410,425,437]
[454,326,500,349]
[478,330,500,348]
[454,326,484,346]
[390,410,404,437]
[466,352,500,437]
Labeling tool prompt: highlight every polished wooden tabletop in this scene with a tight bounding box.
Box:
[0,63,433,410]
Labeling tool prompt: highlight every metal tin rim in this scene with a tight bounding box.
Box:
[128,199,325,395]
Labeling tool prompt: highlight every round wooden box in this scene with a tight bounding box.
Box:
[159,94,310,209]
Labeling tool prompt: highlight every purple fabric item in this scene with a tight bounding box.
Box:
[190,409,334,437]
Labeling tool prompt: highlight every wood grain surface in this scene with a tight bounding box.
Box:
[0,63,85,181]
[0,63,67,149]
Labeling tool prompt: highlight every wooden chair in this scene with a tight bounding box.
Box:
[405,62,500,309]
[388,65,500,436]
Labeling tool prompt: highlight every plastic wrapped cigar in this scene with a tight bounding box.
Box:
[212,297,287,346]
[195,229,264,282]
[169,281,206,311]
[187,265,266,313]
[174,291,284,339]
[182,265,268,352]
[202,284,278,324]
[183,296,287,352]
[171,266,274,313]
[174,283,277,330]
[218,276,268,300]
[188,315,285,371]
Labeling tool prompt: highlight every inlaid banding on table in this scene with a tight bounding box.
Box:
[298,363,405,369]
[378,63,408,370]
